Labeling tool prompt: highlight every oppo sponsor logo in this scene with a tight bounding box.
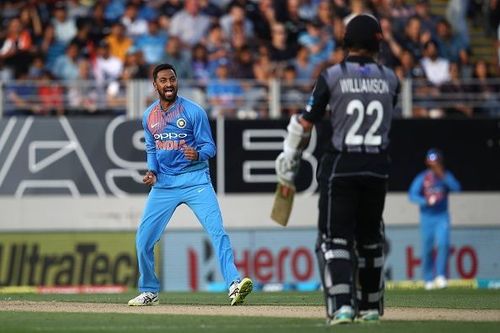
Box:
[154,132,187,141]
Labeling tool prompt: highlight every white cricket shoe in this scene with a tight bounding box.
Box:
[356,309,380,323]
[424,281,434,290]
[128,292,159,306]
[328,305,354,325]
[228,278,253,306]
[434,276,448,289]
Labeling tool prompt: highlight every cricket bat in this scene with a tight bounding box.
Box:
[270,183,295,226]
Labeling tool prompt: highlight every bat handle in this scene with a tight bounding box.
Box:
[280,184,292,197]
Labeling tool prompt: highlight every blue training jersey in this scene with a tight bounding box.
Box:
[408,170,461,215]
[142,96,216,178]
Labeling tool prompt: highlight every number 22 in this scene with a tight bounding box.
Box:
[344,99,383,146]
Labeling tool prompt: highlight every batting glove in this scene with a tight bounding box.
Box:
[275,152,300,187]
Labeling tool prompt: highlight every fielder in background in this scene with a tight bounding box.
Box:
[128,63,252,306]
[275,15,400,325]
[409,149,461,290]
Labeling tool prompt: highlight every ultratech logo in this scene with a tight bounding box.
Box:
[0,243,138,286]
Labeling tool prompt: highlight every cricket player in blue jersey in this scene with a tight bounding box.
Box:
[409,149,461,290]
[128,63,252,306]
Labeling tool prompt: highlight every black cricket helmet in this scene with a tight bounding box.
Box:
[343,14,383,52]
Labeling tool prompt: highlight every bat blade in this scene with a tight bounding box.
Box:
[270,183,295,226]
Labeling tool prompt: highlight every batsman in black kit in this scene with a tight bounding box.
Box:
[275,15,400,325]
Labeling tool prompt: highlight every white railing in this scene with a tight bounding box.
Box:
[1,78,499,119]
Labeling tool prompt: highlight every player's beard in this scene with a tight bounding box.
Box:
[158,86,177,103]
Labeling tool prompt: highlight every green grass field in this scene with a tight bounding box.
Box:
[1,289,500,333]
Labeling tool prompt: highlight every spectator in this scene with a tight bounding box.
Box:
[0,1,24,23]
[268,22,298,64]
[40,24,66,73]
[379,16,403,68]
[394,49,429,118]
[169,0,211,47]
[18,3,43,44]
[397,16,428,61]
[134,19,168,65]
[28,54,45,79]
[52,42,81,80]
[130,0,158,22]
[420,40,451,86]
[105,22,134,62]
[38,70,65,116]
[67,59,99,114]
[291,45,316,81]
[446,0,470,48]
[93,41,123,85]
[230,45,255,79]
[232,45,267,117]
[0,17,33,78]
[227,0,260,25]
[435,18,468,64]
[409,149,461,290]
[252,0,276,42]
[205,23,230,63]
[87,3,112,45]
[228,21,249,52]
[51,2,77,45]
[253,43,276,83]
[296,0,318,21]
[471,60,500,117]
[69,22,95,60]
[331,0,350,19]
[159,0,183,18]
[413,0,441,40]
[316,0,333,29]
[343,0,371,26]
[66,0,90,20]
[191,43,210,84]
[121,48,149,80]
[298,19,334,66]
[390,0,415,31]
[199,0,224,20]
[440,63,473,117]
[121,3,149,39]
[280,64,306,116]
[489,0,500,38]
[220,4,254,40]
[207,61,245,118]
[162,36,192,79]
[395,49,426,80]
[331,16,345,47]
[104,0,126,22]
[5,72,38,116]
[278,0,307,49]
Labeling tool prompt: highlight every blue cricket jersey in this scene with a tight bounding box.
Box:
[142,96,216,187]
[409,170,461,215]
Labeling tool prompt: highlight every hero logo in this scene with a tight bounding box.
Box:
[154,132,187,141]
[187,240,316,290]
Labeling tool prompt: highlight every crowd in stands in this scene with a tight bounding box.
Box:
[0,0,499,118]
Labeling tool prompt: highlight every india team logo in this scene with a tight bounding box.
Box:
[176,118,186,129]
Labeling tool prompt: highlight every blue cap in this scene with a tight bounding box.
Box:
[426,148,442,162]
